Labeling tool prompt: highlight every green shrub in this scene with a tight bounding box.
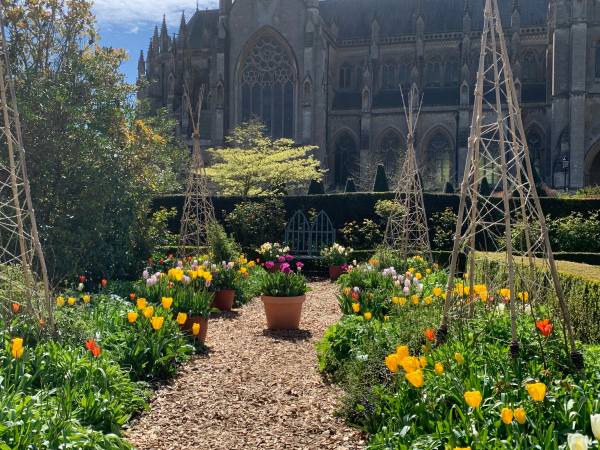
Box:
[207,221,241,263]
[430,207,457,251]
[548,211,600,253]
[224,198,286,251]
[340,219,383,250]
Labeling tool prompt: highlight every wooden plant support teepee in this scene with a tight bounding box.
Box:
[384,84,432,262]
[437,0,582,368]
[178,83,215,258]
[0,8,53,326]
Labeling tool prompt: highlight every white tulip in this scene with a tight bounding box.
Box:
[567,433,590,450]
[591,414,600,440]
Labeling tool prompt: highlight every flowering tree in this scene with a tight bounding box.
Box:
[206,120,323,196]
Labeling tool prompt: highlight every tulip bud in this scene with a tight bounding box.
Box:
[567,433,590,450]
[591,414,600,440]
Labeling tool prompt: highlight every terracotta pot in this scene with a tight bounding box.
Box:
[213,289,235,311]
[261,295,306,330]
[181,315,208,343]
[328,265,346,281]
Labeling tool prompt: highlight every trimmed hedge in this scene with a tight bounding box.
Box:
[153,192,600,232]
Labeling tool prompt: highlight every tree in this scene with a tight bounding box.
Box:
[4,0,186,280]
[372,164,390,192]
[307,179,325,195]
[206,120,322,196]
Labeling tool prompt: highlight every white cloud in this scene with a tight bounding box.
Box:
[93,0,218,28]
[128,25,140,34]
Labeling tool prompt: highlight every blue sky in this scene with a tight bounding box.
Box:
[93,0,218,83]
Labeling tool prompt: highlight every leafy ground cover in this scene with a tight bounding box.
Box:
[318,253,600,449]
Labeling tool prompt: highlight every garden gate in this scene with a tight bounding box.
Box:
[284,210,335,257]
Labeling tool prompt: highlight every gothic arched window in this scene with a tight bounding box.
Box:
[425,59,442,87]
[241,34,296,138]
[424,130,453,190]
[339,64,352,89]
[445,59,460,85]
[334,132,359,186]
[526,128,545,179]
[377,130,405,179]
[381,63,396,89]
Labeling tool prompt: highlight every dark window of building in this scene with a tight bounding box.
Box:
[523,52,538,82]
[445,59,460,85]
[424,130,453,190]
[240,35,296,138]
[377,130,405,180]
[334,132,359,186]
[595,44,600,79]
[381,64,396,89]
[425,60,441,87]
[339,65,352,89]
[526,128,545,179]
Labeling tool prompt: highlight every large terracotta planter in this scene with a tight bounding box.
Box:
[328,265,346,281]
[213,289,235,311]
[181,315,208,343]
[261,295,306,330]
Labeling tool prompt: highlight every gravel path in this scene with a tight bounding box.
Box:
[126,281,365,450]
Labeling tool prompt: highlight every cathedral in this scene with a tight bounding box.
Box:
[137,0,600,191]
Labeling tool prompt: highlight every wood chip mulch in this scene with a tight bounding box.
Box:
[125,281,365,450]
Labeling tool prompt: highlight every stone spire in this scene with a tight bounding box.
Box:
[178,11,187,46]
[152,25,160,57]
[137,50,145,79]
[160,15,170,53]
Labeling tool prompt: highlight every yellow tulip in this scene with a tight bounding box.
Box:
[192,322,201,336]
[143,306,154,318]
[433,287,442,297]
[501,407,514,424]
[384,315,389,321]
[400,356,421,374]
[176,312,188,325]
[424,296,432,305]
[67,297,76,306]
[343,287,351,296]
[514,407,527,424]
[248,261,255,268]
[454,352,465,365]
[56,296,65,307]
[136,298,147,310]
[419,356,427,368]
[499,288,511,298]
[239,267,247,274]
[411,295,419,305]
[405,369,424,388]
[82,295,91,304]
[426,268,432,274]
[415,272,422,280]
[161,297,173,309]
[151,316,164,331]
[396,345,409,359]
[363,312,372,321]
[11,337,24,359]
[385,354,399,373]
[464,390,483,409]
[127,311,138,323]
[391,296,399,304]
[408,267,414,273]
[398,297,407,306]
[526,382,546,402]
[434,362,444,375]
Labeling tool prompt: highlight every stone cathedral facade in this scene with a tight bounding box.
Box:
[137,0,600,191]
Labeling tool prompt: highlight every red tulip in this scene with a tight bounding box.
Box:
[101,278,108,287]
[85,339,97,351]
[79,275,86,283]
[424,328,436,342]
[536,319,553,337]
[11,303,20,314]
[90,345,101,358]
[129,293,136,300]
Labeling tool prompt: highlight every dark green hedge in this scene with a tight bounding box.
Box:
[154,192,600,231]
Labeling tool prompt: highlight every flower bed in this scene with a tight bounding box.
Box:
[0,277,195,448]
[318,253,600,449]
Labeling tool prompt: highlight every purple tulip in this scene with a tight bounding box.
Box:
[265,261,275,269]
[280,262,291,272]
[285,254,294,262]
[277,255,286,263]
[296,261,304,269]
[142,270,149,280]
[403,286,410,294]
